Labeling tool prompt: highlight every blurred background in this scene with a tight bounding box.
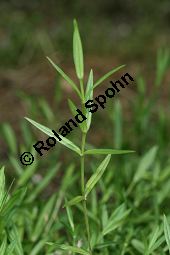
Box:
[0,1,170,254]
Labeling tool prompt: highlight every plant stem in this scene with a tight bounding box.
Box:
[79,78,92,254]
[81,132,92,254]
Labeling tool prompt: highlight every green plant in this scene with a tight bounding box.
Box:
[25,20,134,254]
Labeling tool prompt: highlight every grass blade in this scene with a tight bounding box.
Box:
[47,56,81,97]
[85,154,111,197]
[84,149,134,155]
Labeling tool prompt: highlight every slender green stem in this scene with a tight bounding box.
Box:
[79,78,92,254]
[81,132,92,254]
[80,133,86,193]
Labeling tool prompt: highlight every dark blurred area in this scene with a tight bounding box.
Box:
[0,0,170,67]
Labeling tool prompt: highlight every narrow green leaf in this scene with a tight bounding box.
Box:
[102,204,131,236]
[73,19,84,79]
[0,167,5,208]
[68,98,78,117]
[148,226,161,252]
[93,65,125,89]
[48,243,90,255]
[65,199,75,232]
[85,155,111,197]
[164,215,170,252]
[149,236,164,252]
[47,57,81,97]
[64,196,84,207]
[84,149,135,155]
[25,117,81,155]
[85,69,93,131]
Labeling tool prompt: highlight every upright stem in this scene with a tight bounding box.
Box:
[79,78,92,254]
[81,132,92,254]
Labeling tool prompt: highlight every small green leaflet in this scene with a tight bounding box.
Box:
[93,65,125,89]
[84,149,135,155]
[73,19,84,80]
[46,57,81,98]
[25,117,81,155]
[47,243,90,255]
[164,214,170,252]
[85,154,111,197]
